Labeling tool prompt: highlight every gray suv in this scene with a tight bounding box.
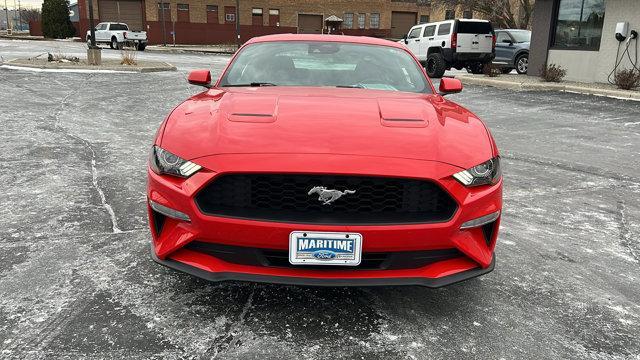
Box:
[493,29,530,74]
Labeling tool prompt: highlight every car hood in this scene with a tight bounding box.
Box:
[160,87,494,170]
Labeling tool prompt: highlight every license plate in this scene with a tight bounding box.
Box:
[289,231,362,266]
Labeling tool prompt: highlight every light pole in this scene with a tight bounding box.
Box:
[235,0,240,49]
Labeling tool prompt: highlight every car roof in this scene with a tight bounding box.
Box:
[245,34,405,49]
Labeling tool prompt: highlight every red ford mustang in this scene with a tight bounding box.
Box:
[148,34,502,287]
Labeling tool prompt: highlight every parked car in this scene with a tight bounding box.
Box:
[86,22,147,51]
[147,34,502,288]
[493,29,530,74]
[401,19,496,78]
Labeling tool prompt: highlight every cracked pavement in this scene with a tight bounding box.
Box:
[0,39,639,359]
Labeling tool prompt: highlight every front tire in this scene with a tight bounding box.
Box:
[137,42,147,51]
[515,54,529,74]
[425,53,446,78]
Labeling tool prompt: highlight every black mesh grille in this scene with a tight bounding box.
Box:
[184,241,463,270]
[194,174,457,224]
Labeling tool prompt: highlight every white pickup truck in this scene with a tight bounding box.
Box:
[86,22,148,51]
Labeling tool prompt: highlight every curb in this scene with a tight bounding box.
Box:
[0,35,47,41]
[455,75,640,101]
[2,60,177,73]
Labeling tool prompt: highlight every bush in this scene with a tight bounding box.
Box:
[483,63,502,77]
[614,69,640,90]
[540,63,567,82]
[120,48,138,65]
[41,0,75,39]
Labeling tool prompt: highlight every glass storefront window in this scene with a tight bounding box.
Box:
[553,0,605,50]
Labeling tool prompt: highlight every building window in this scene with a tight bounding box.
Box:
[177,4,189,22]
[207,5,218,24]
[419,15,429,24]
[157,2,170,22]
[344,13,353,29]
[224,6,236,24]
[445,9,455,20]
[269,9,280,26]
[463,10,472,19]
[553,0,605,50]
[370,13,380,29]
[358,13,365,29]
[252,8,263,26]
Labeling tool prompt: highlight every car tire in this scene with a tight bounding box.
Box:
[467,62,485,74]
[111,38,122,50]
[137,43,147,51]
[515,54,529,74]
[425,53,446,78]
[501,68,513,74]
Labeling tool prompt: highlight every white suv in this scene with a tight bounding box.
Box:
[401,19,496,78]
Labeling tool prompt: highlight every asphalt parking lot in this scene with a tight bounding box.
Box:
[1,39,639,359]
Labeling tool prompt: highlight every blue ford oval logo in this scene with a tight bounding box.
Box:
[313,250,336,260]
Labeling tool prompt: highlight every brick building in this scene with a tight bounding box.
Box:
[72,0,458,44]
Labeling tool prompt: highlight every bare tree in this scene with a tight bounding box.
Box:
[21,8,42,23]
[432,0,533,29]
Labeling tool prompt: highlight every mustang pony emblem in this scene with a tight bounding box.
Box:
[308,186,356,205]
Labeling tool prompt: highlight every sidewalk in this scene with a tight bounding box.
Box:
[455,73,640,101]
[145,44,236,55]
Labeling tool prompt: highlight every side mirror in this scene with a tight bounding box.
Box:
[188,70,212,88]
[438,77,463,96]
[403,34,408,45]
[502,39,513,45]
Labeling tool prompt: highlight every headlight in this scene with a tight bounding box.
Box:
[453,156,501,186]
[149,146,201,178]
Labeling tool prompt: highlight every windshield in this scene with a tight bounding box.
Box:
[510,30,531,43]
[219,41,431,93]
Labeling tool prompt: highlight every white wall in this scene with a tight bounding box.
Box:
[546,0,640,83]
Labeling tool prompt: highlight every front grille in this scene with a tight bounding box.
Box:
[184,241,463,270]
[194,174,457,224]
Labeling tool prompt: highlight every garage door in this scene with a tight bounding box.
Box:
[298,14,323,34]
[98,0,144,31]
[391,11,417,39]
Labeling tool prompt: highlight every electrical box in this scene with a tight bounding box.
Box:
[615,22,629,41]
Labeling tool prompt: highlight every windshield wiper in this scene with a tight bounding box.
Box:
[223,82,277,87]
[335,84,364,89]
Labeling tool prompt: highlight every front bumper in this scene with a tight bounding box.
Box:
[147,153,502,287]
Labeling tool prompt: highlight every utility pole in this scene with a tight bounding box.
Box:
[87,0,101,65]
[12,0,15,30]
[17,0,20,31]
[235,0,240,49]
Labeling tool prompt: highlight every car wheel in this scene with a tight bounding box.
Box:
[137,43,147,51]
[467,62,484,74]
[516,54,529,74]
[501,68,513,74]
[425,53,446,78]
[111,38,122,50]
